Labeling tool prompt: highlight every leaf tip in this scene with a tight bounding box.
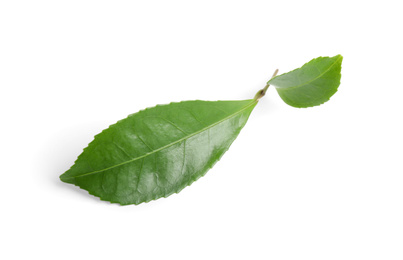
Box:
[59,173,75,184]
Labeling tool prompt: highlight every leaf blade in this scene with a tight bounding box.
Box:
[60,100,257,205]
[269,55,343,108]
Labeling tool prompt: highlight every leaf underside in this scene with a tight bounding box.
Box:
[60,100,257,205]
[269,55,343,108]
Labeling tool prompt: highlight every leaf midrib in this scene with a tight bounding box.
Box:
[62,100,257,181]
[270,55,342,90]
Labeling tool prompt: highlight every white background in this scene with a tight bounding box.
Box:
[1,1,402,259]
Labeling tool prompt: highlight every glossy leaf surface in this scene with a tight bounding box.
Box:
[60,100,257,205]
[269,55,343,108]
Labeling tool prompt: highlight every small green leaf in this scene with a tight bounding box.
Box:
[60,100,257,205]
[268,55,343,108]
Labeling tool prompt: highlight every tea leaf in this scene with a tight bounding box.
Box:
[60,100,257,205]
[268,55,343,107]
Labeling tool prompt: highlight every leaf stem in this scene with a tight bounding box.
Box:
[254,69,279,101]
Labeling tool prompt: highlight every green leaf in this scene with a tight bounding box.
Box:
[60,100,257,205]
[268,55,343,108]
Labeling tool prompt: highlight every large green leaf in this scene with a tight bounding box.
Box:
[268,55,343,108]
[60,100,257,205]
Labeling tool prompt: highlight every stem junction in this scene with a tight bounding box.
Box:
[254,69,279,101]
